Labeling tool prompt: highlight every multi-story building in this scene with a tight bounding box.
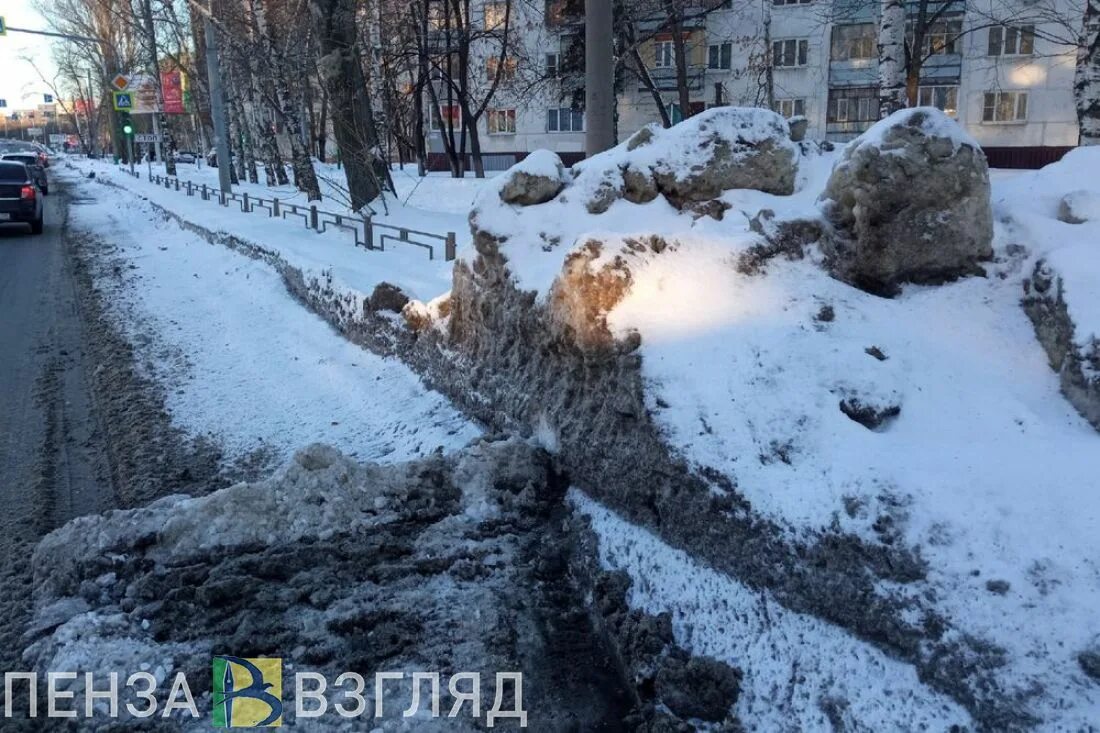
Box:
[425,0,1083,170]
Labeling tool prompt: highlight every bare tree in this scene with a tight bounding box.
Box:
[1077,0,1100,143]
[309,0,391,208]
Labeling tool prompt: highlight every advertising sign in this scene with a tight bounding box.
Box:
[161,71,185,114]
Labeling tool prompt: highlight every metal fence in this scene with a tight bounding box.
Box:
[120,167,458,262]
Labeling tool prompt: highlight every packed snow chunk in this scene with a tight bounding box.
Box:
[643,106,799,201]
[571,107,799,214]
[820,107,993,295]
[497,149,567,206]
[1058,189,1100,224]
[548,235,677,350]
[1023,250,1100,430]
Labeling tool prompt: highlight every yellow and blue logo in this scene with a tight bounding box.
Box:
[212,656,283,727]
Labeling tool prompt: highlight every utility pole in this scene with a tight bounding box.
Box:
[203,14,232,196]
[585,0,615,156]
[86,67,97,156]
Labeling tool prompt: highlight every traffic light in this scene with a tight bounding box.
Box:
[118,112,133,137]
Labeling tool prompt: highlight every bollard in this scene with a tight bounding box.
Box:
[175,178,180,191]
[363,216,373,250]
[201,184,208,201]
[187,181,193,196]
[309,205,319,230]
[219,190,226,206]
[242,192,250,213]
[445,232,457,262]
[272,198,280,218]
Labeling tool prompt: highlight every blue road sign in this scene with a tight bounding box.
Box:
[0,100,6,109]
[113,91,133,111]
[43,94,54,103]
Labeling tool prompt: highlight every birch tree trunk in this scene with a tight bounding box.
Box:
[878,0,907,117]
[1076,0,1100,144]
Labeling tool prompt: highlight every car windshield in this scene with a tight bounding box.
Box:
[2,154,37,166]
[0,163,27,182]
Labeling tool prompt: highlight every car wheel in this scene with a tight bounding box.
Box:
[30,215,44,235]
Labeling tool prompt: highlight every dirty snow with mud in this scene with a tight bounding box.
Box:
[60,126,1100,728]
[62,169,479,466]
[472,129,1100,726]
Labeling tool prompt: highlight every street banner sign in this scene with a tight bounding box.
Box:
[111,74,130,91]
[134,133,162,143]
[49,133,66,143]
[113,91,134,111]
[27,127,43,136]
[162,71,185,114]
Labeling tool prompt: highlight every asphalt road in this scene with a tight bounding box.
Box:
[0,179,114,674]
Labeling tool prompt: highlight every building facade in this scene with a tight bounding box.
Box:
[424,0,1083,169]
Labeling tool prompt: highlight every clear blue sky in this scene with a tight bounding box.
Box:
[0,0,58,111]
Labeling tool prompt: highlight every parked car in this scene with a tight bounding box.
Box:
[205,148,237,168]
[0,153,48,195]
[0,161,45,235]
[0,141,48,169]
[175,150,198,164]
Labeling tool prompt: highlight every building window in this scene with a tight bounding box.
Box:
[982,91,1028,122]
[774,0,812,5]
[827,87,879,125]
[546,53,559,77]
[918,19,962,55]
[774,98,806,117]
[487,108,516,134]
[830,24,875,61]
[484,2,507,29]
[486,56,518,81]
[545,0,581,25]
[430,105,462,132]
[547,107,584,132]
[654,40,675,68]
[917,85,958,116]
[988,25,1035,56]
[773,38,809,67]
[708,42,732,69]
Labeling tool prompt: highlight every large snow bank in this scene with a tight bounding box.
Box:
[461,122,1100,725]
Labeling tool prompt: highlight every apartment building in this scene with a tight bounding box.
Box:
[425,0,1083,169]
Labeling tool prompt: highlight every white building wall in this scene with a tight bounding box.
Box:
[437,0,1082,164]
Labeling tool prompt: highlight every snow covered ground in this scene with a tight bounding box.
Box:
[70,159,477,306]
[61,126,1100,726]
[61,166,479,467]
[571,490,970,730]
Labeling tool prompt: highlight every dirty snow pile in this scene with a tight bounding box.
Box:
[472,108,1100,728]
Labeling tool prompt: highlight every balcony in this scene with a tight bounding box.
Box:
[920,53,962,84]
[828,58,876,87]
[640,65,706,92]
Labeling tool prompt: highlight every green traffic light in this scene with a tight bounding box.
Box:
[123,124,133,135]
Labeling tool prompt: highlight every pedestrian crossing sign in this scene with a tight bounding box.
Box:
[113,91,133,111]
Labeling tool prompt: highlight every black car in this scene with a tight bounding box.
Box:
[0,153,48,195]
[0,161,45,235]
